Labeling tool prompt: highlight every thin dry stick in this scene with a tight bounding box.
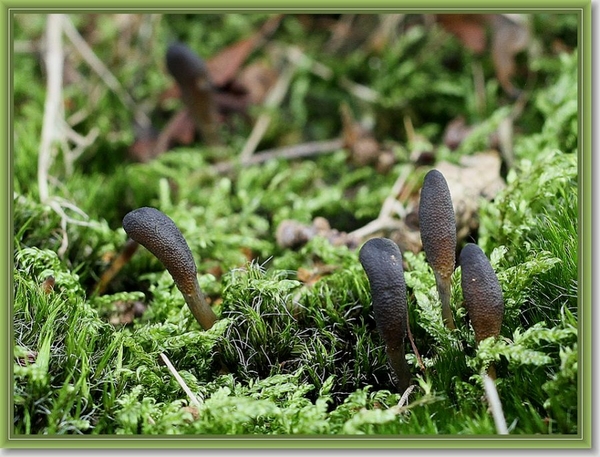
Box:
[347,217,405,240]
[159,353,203,407]
[348,166,411,240]
[215,138,344,174]
[60,120,100,175]
[483,372,509,435]
[37,15,95,256]
[38,14,64,204]
[377,166,411,220]
[93,239,139,296]
[61,15,151,129]
[406,307,425,372]
[396,384,416,408]
[367,14,405,50]
[239,63,297,161]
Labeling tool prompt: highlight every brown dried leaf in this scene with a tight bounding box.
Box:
[41,275,55,294]
[340,104,386,168]
[237,62,278,105]
[489,14,530,97]
[437,14,488,54]
[443,116,474,150]
[297,264,339,286]
[108,300,147,325]
[437,14,530,96]
[206,14,283,88]
[442,116,501,152]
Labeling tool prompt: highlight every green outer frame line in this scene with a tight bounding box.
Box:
[2,1,592,449]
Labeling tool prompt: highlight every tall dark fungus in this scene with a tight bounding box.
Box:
[460,243,504,379]
[166,42,221,146]
[418,169,457,329]
[459,243,504,344]
[359,237,411,392]
[123,207,218,330]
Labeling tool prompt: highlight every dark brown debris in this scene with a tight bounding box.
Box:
[276,217,360,250]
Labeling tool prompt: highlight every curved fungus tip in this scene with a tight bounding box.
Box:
[165,42,220,146]
[459,243,504,344]
[418,169,457,329]
[359,237,411,392]
[122,207,217,330]
[165,42,209,86]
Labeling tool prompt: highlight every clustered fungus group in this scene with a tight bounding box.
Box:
[120,169,503,395]
[359,169,504,391]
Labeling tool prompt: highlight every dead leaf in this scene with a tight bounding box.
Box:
[340,103,394,172]
[437,14,530,96]
[108,300,146,325]
[437,14,488,54]
[41,275,55,294]
[94,239,139,295]
[206,14,282,88]
[489,14,530,97]
[443,116,474,150]
[237,62,278,105]
[442,116,501,151]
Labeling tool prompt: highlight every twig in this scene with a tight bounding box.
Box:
[396,384,416,408]
[367,14,405,50]
[93,239,139,296]
[215,138,344,174]
[378,166,411,220]
[325,14,356,53]
[239,62,297,161]
[483,372,509,435]
[59,120,100,175]
[348,166,411,240]
[61,15,151,129]
[38,14,64,204]
[347,217,405,240]
[406,308,425,372]
[159,353,203,407]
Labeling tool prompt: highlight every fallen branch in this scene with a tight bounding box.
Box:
[239,62,297,161]
[215,138,344,174]
[483,372,509,435]
[62,15,151,130]
[38,13,64,204]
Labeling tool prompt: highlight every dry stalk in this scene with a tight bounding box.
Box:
[62,15,151,129]
[483,372,509,434]
[38,13,64,204]
[159,353,203,407]
[239,62,297,161]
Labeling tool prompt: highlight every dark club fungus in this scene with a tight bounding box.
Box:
[418,169,457,329]
[122,207,217,330]
[166,43,221,146]
[359,238,411,392]
[459,243,504,345]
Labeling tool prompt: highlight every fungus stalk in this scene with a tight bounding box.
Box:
[418,169,457,329]
[123,207,217,330]
[359,237,411,392]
